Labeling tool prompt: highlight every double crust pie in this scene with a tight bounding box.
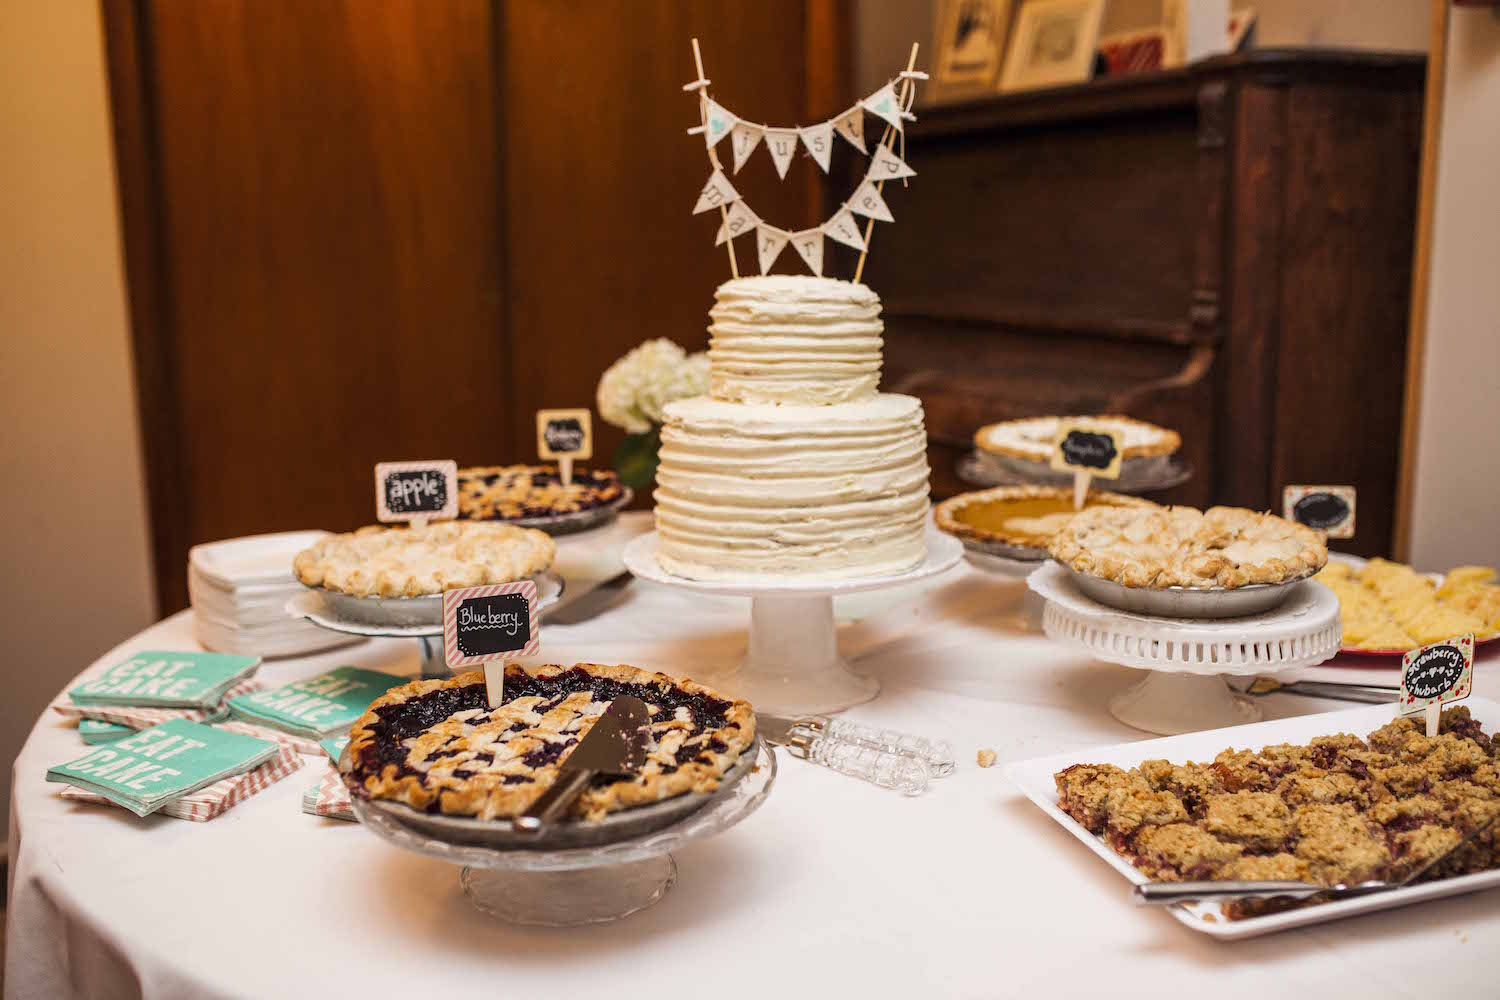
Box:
[344,663,756,821]
[457,464,624,521]
[934,485,1157,554]
[292,521,555,598]
[1049,505,1327,590]
[975,415,1180,465]
[1318,559,1500,652]
[1054,706,1500,920]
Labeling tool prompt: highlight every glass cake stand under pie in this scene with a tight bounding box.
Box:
[622,527,963,716]
[348,739,776,926]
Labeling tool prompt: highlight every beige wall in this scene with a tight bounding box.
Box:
[1409,7,1500,570]
[0,1,157,813]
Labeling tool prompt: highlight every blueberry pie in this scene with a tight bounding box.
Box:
[457,464,624,521]
[343,663,756,821]
[292,521,555,598]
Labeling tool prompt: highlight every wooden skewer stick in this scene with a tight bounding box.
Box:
[692,38,739,279]
[853,42,919,285]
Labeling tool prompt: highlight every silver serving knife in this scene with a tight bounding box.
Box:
[1135,808,1500,905]
[1240,677,1398,704]
[545,570,633,625]
[513,695,650,836]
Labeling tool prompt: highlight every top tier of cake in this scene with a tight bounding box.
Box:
[708,275,883,406]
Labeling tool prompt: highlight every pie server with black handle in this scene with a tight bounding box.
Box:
[513,695,651,836]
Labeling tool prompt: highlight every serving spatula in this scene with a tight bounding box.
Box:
[513,695,650,836]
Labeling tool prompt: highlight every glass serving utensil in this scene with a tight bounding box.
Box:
[760,715,953,795]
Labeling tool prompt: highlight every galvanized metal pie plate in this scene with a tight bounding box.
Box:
[463,488,633,536]
[345,737,761,851]
[1065,566,1311,620]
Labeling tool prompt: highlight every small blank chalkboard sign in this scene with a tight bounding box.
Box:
[536,409,593,461]
[1049,419,1123,479]
[1283,485,1355,538]
[443,580,540,669]
[376,461,458,523]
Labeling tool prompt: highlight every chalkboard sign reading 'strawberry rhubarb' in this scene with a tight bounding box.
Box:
[375,461,458,523]
[1049,420,1124,479]
[1400,633,1474,737]
[1283,485,1356,539]
[444,580,541,706]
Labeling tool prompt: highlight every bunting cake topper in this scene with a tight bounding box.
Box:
[685,39,925,281]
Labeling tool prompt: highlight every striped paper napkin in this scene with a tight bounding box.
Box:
[53,677,267,729]
[61,742,303,821]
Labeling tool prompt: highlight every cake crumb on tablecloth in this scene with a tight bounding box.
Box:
[976,748,997,768]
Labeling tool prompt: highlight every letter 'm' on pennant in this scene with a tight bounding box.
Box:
[692,169,741,214]
[715,200,758,246]
[757,226,790,274]
[833,108,867,154]
[730,123,763,174]
[821,208,867,252]
[702,98,736,149]
[848,181,895,223]
[764,129,799,179]
[861,82,905,131]
[798,122,835,173]
[869,144,916,181]
[790,229,824,276]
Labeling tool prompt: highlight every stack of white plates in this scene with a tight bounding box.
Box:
[189,531,360,658]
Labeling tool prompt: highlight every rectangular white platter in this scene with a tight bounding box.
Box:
[1005,697,1500,940]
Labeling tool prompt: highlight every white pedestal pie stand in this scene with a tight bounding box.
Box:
[622,528,963,716]
[1027,562,1342,735]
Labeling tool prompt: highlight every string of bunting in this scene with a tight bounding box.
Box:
[685,54,926,278]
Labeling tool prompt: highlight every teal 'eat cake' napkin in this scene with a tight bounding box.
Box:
[78,719,134,745]
[226,666,406,740]
[69,651,261,710]
[47,719,279,817]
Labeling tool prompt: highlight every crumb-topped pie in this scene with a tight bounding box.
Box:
[1317,559,1500,652]
[1048,505,1326,590]
[975,415,1180,465]
[1054,706,1500,920]
[292,521,555,598]
[457,464,624,521]
[344,663,755,821]
[935,485,1158,556]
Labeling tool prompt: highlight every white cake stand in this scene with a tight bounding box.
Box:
[1027,562,1342,735]
[622,528,963,716]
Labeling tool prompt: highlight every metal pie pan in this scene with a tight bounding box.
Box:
[347,737,762,851]
[468,488,633,536]
[311,569,563,628]
[1065,566,1310,620]
[959,536,1048,562]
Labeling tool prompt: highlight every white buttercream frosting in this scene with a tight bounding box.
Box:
[708,275,884,405]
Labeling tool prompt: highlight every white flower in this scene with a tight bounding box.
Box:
[596,339,709,433]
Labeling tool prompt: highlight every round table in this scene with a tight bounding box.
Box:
[8,514,1500,998]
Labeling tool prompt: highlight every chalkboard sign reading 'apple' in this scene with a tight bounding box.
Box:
[1283,485,1355,539]
[376,461,458,523]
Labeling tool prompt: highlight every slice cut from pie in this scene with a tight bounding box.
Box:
[344,663,756,822]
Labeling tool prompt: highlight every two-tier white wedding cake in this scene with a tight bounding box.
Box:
[653,275,931,580]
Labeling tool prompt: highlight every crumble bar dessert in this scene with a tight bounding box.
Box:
[457,464,624,521]
[345,663,755,822]
[1053,706,1500,919]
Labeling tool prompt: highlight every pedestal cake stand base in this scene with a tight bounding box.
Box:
[1028,562,1342,735]
[460,856,677,926]
[622,529,963,716]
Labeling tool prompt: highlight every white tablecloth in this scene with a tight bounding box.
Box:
[8,514,1498,999]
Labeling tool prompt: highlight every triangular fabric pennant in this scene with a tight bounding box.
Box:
[789,228,824,276]
[701,98,736,149]
[715,200,758,246]
[764,129,799,179]
[692,168,740,214]
[798,121,835,173]
[756,226,790,274]
[833,108,867,154]
[730,123,763,174]
[869,144,916,181]
[848,180,894,223]
[821,208,867,252]
[861,82,905,132]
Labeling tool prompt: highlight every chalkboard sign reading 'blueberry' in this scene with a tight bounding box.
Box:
[1400,634,1474,717]
[1283,485,1355,539]
[1048,419,1124,479]
[375,460,458,523]
[443,580,540,669]
[536,408,593,461]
